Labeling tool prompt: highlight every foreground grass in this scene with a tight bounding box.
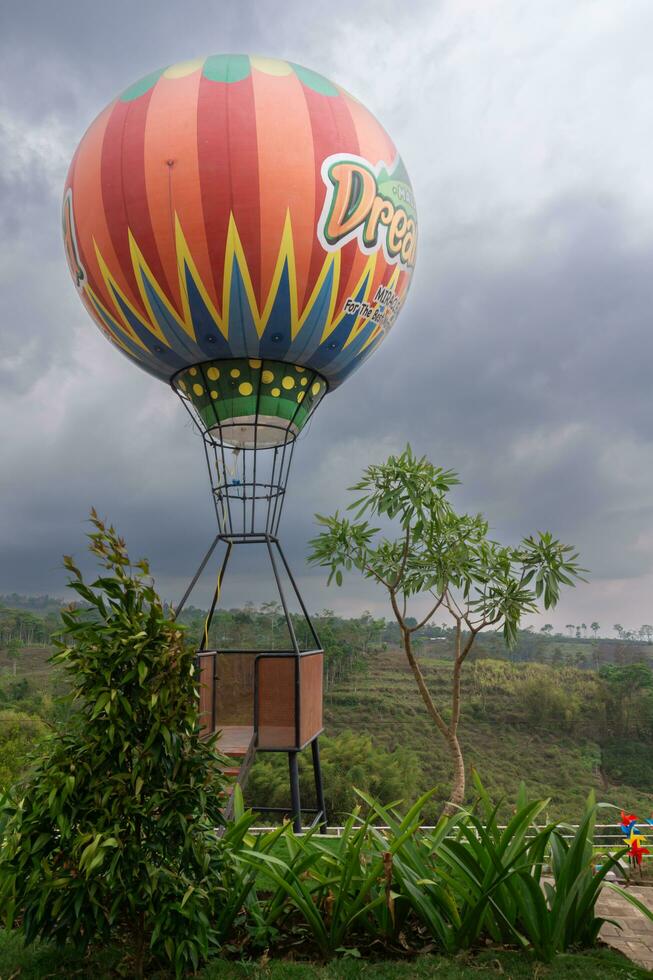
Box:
[202,950,652,979]
[0,931,648,980]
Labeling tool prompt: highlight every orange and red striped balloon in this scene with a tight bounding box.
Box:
[63,54,417,394]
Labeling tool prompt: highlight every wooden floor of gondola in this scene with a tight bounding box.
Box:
[217,725,254,756]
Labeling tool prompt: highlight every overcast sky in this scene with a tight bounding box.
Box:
[2,0,653,635]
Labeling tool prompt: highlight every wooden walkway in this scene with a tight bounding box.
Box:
[598,885,653,971]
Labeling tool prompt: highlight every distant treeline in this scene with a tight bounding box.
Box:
[2,594,652,686]
[0,607,60,647]
[176,604,387,692]
[469,629,653,671]
[0,599,388,692]
[0,594,66,613]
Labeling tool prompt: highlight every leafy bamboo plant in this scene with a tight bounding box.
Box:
[0,513,230,978]
[308,447,585,811]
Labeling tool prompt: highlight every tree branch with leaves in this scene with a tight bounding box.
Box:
[308,446,585,812]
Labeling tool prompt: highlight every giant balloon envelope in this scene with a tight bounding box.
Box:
[63,55,417,443]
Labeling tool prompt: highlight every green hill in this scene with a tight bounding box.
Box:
[0,602,652,824]
[317,647,653,821]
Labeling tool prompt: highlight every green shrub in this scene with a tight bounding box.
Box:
[0,514,229,978]
[602,738,653,792]
[219,777,628,961]
[0,710,47,791]
[246,731,423,820]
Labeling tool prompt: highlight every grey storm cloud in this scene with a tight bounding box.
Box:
[2,0,653,632]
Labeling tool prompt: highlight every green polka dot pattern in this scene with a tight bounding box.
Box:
[173,358,327,437]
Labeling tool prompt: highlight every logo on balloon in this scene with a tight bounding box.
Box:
[318,154,417,270]
[62,189,86,292]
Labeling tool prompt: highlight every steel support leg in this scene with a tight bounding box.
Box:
[174,532,221,619]
[288,751,302,833]
[311,737,327,831]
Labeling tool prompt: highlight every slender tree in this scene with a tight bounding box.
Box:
[260,600,282,648]
[591,621,600,640]
[6,637,22,676]
[308,447,583,811]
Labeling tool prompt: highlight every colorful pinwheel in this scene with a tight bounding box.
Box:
[618,809,651,874]
[620,810,638,833]
[629,839,651,867]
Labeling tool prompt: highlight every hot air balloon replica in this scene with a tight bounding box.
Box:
[63,54,417,830]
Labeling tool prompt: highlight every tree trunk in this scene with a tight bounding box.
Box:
[444,730,465,815]
[398,626,467,812]
[398,621,468,817]
[134,909,145,979]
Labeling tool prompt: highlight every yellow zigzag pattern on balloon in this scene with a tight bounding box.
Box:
[93,241,167,347]
[295,246,340,341]
[174,217,226,340]
[82,284,137,356]
[128,231,196,343]
[220,210,301,338]
[319,252,377,346]
[91,212,349,348]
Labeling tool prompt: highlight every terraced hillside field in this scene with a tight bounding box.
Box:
[320,649,653,820]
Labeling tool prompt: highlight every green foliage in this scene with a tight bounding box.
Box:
[309,446,585,809]
[5,638,22,675]
[351,779,624,962]
[4,613,652,829]
[309,445,584,648]
[599,663,653,739]
[0,603,59,647]
[516,669,584,727]
[431,777,620,961]
[0,513,230,977]
[242,790,449,956]
[0,677,30,703]
[601,740,653,793]
[326,652,653,815]
[0,766,646,969]
[0,710,47,792]
[247,732,422,820]
[204,780,627,962]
